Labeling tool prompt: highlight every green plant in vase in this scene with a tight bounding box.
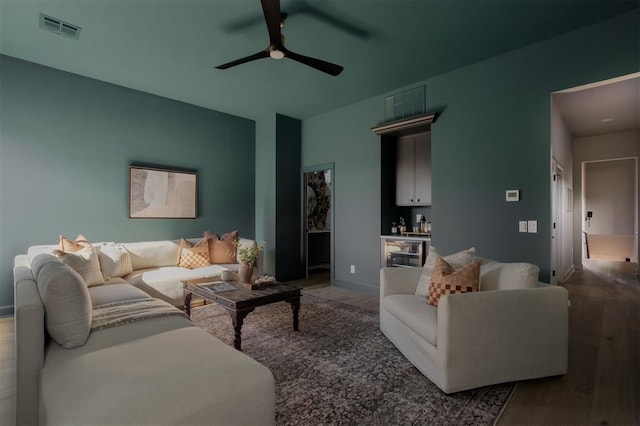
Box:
[233,240,265,282]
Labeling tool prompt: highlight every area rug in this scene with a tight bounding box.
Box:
[190,293,514,425]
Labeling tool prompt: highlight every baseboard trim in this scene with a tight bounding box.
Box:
[560,265,575,283]
[0,305,15,317]
[331,279,379,296]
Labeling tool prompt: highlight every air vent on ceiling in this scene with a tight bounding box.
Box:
[39,13,81,40]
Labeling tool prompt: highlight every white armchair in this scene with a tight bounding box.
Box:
[380,261,568,393]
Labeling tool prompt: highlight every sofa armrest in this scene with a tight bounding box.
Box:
[14,255,45,426]
[380,267,421,298]
[437,286,568,392]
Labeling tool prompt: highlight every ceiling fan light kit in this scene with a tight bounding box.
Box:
[269,49,285,60]
[215,0,343,76]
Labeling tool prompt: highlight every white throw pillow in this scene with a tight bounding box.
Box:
[97,243,133,278]
[479,261,540,291]
[36,261,92,349]
[414,246,476,297]
[53,245,105,286]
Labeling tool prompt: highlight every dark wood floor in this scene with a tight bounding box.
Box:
[1,260,638,425]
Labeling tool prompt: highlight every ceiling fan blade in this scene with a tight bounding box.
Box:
[297,2,370,39]
[261,0,283,47]
[215,50,270,70]
[222,15,264,34]
[283,48,343,76]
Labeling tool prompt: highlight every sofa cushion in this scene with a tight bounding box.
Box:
[122,240,181,270]
[36,261,92,349]
[53,245,105,287]
[479,260,540,291]
[96,243,133,278]
[204,230,238,264]
[58,234,91,252]
[178,238,210,269]
[89,283,152,306]
[427,258,481,306]
[125,265,228,305]
[383,294,438,346]
[415,246,476,297]
[40,326,274,426]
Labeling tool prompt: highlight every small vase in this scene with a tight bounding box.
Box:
[238,263,254,283]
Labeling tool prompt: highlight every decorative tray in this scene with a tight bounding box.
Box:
[235,276,277,290]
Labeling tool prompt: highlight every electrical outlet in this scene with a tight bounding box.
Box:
[350,265,355,274]
[527,220,538,233]
[519,221,528,233]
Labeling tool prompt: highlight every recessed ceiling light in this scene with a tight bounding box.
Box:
[601,118,615,123]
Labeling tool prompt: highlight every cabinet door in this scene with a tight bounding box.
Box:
[414,133,431,205]
[395,138,416,205]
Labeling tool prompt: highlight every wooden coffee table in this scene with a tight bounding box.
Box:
[182,278,301,351]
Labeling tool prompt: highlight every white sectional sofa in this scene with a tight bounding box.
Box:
[380,251,569,394]
[13,237,272,426]
[26,237,263,306]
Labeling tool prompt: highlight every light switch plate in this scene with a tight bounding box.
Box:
[519,221,528,232]
[527,220,538,233]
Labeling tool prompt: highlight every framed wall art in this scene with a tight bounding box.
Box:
[129,166,197,219]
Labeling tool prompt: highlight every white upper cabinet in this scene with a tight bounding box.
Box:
[395,132,431,206]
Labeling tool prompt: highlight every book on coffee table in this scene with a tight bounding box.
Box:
[198,282,237,294]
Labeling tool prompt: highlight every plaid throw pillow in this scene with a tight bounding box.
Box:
[427,257,481,306]
[178,238,210,269]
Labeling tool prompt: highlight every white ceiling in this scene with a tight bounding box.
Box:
[1,1,638,121]
[554,75,640,138]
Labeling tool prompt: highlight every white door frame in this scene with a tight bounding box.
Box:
[551,159,564,285]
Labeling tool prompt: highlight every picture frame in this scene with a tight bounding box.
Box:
[129,166,197,219]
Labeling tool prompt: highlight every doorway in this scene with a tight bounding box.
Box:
[582,158,638,262]
[302,163,334,281]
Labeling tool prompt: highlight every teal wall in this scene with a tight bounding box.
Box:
[254,115,277,275]
[302,99,382,293]
[302,11,639,290]
[0,55,256,314]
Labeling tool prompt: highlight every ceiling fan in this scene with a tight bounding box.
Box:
[215,0,344,76]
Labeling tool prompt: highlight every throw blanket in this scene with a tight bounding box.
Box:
[91,298,187,332]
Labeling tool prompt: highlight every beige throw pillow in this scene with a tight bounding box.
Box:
[427,257,481,306]
[53,245,105,286]
[36,261,92,349]
[178,238,210,269]
[203,230,238,264]
[414,246,476,297]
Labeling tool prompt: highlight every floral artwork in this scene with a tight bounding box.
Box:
[307,170,331,231]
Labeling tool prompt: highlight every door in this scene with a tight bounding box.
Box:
[396,132,431,206]
[414,133,432,205]
[395,137,415,205]
[303,164,334,280]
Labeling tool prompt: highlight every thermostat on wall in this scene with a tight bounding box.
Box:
[506,190,520,202]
